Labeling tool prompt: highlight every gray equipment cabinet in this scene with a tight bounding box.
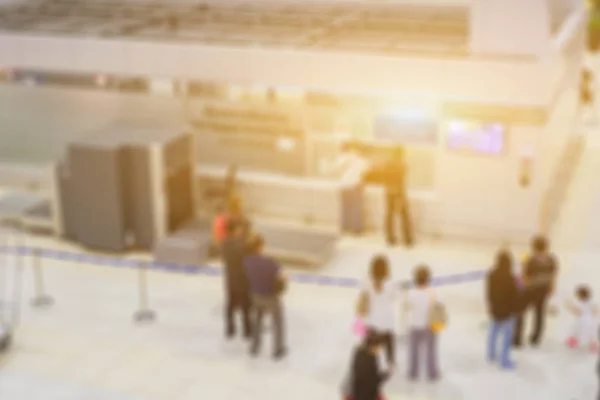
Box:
[56,125,196,252]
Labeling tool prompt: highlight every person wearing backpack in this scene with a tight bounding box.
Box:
[486,250,519,369]
[355,255,398,369]
[513,236,558,348]
[404,265,444,381]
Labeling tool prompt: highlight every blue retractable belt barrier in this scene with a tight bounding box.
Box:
[0,245,486,290]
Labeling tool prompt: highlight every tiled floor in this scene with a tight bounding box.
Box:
[0,230,597,400]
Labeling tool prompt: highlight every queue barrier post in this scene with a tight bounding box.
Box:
[133,260,156,324]
[30,248,54,308]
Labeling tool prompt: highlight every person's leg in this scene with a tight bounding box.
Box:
[500,318,516,369]
[225,289,235,338]
[271,297,286,358]
[487,319,500,362]
[385,192,396,245]
[513,289,531,347]
[408,329,421,380]
[250,298,264,355]
[399,197,414,246]
[513,311,524,347]
[383,331,396,367]
[242,291,252,339]
[530,293,548,346]
[425,330,440,380]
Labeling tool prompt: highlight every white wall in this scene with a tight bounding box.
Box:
[413,124,541,242]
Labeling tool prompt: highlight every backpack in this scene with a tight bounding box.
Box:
[213,214,227,242]
[428,292,448,333]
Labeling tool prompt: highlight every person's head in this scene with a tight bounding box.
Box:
[494,250,513,275]
[225,219,242,237]
[576,285,591,302]
[248,234,264,254]
[370,254,390,291]
[363,329,384,354]
[413,264,431,288]
[531,235,549,254]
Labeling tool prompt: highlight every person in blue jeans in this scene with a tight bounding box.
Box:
[486,250,520,369]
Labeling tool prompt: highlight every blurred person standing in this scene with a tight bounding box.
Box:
[513,236,558,348]
[356,255,398,369]
[221,220,252,340]
[343,329,393,400]
[244,235,288,360]
[486,250,519,369]
[404,265,443,381]
[381,147,413,247]
[323,141,369,234]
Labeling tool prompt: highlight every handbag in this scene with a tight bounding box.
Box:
[428,291,448,333]
[352,318,367,338]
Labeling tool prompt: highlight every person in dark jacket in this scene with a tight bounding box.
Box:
[382,147,413,247]
[245,235,287,360]
[349,329,393,400]
[513,236,558,347]
[486,250,519,369]
[221,220,252,339]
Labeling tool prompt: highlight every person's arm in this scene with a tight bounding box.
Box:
[565,300,580,316]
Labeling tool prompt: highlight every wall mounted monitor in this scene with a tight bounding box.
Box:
[373,111,438,145]
[446,121,506,155]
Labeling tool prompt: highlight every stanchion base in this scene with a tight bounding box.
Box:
[31,296,54,308]
[133,309,156,324]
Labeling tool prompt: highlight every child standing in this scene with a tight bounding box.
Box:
[566,285,599,353]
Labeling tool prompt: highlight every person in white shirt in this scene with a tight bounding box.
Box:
[324,141,369,234]
[566,285,599,353]
[405,265,440,381]
[360,255,398,368]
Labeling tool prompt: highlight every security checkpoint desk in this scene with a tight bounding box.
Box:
[196,165,435,240]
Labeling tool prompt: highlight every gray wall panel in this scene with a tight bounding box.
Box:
[127,147,155,249]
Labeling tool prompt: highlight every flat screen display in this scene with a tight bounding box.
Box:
[446,121,506,155]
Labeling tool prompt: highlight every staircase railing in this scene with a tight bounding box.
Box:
[539,134,585,235]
